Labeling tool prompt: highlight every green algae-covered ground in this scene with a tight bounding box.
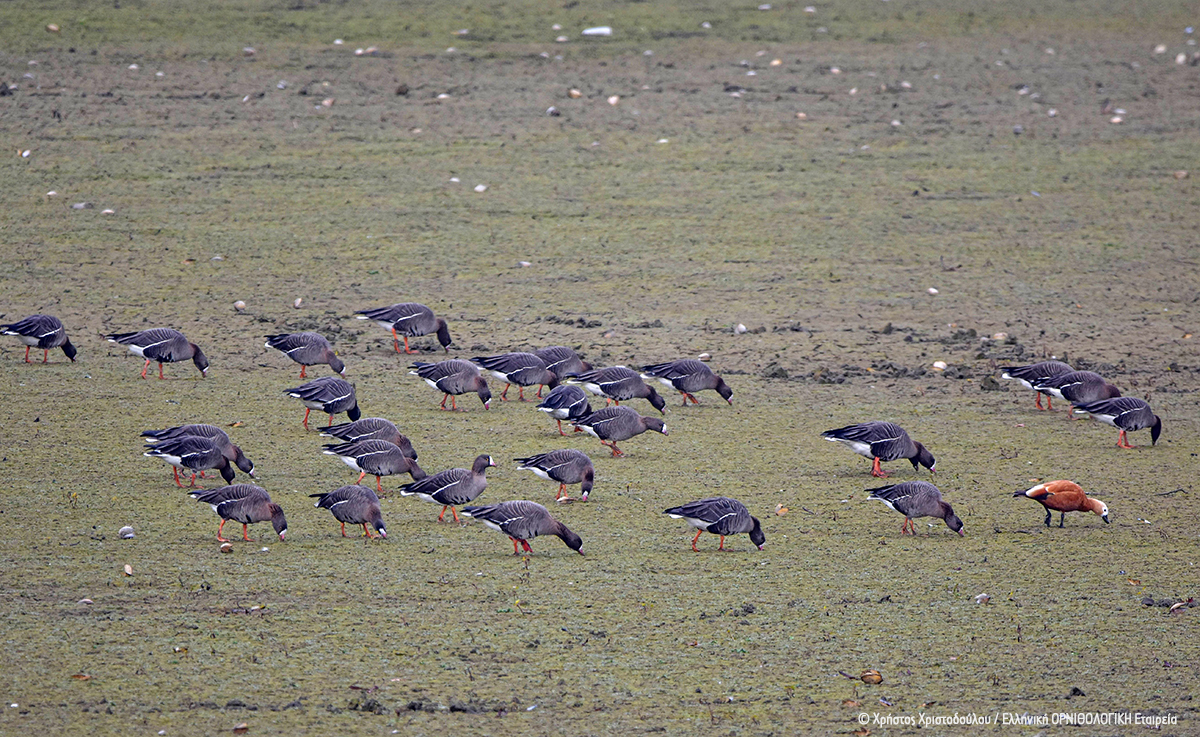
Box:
[1,1,1198,734]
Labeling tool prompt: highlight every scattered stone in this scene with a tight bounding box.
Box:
[46,24,61,33]
[932,361,948,371]
[568,88,582,98]
[474,184,488,193]
[734,323,748,334]
[546,106,560,116]
[71,202,92,209]
[123,564,133,576]
[119,526,135,539]
[607,95,620,106]
[234,300,247,311]
[762,363,788,379]
[582,26,612,37]
[698,352,711,362]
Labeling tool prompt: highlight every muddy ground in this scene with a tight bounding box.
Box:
[1,1,1198,734]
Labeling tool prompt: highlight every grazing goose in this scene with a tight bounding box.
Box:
[471,352,559,401]
[536,384,593,436]
[106,328,208,379]
[664,497,765,552]
[265,332,345,377]
[821,421,936,477]
[409,359,491,410]
[569,366,666,413]
[1072,397,1162,448]
[460,500,584,556]
[534,346,591,378]
[188,484,287,542]
[1000,360,1074,410]
[322,439,426,492]
[318,418,417,459]
[355,302,451,353]
[1031,371,1120,416]
[311,485,387,539]
[641,359,733,405]
[867,481,964,536]
[572,406,668,457]
[144,435,253,487]
[514,449,595,502]
[283,376,361,429]
[1,314,76,363]
[1014,480,1109,528]
[400,454,496,522]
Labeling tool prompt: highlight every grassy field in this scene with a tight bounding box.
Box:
[1,1,1198,734]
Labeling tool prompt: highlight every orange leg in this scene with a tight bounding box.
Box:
[450,395,458,411]
[390,327,401,354]
[1046,396,1054,411]
[500,383,511,401]
[302,407,312,429]
[451,507,460,522]
[362,523,375,539]
[518,386,527,401]
[520,539,533,553]
[438,506,449,522]
[217,519,230,542]
[512,538,521,555]
[328,413,335,426]
[440,394,449,409]
[242,523,252,542]
[158,363,167,380]
[871,457,888,478]
[140,358,151,378]
[718,535,727,550]
[376,475,383,493]
[42,349,49,364]
[1035,394,1044,410]
[340,522,348,537]
[536,385,544,399]
[23,346,31,363]
[172,467,184,488]
[556,483,566,500]
[1117,430,1135,449]
[188,472,198,488]
[403,335,415,354]
[299,365,307,379]
[556,419,566,436]
[602,440,624,457]
[691,529,703,552]
[356,470,367,485]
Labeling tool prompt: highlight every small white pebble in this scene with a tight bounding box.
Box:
[518,261,532,267]
[746,70,756,76]
[474,184,488,193]
[293,298,303,308]
[927,287,939,295]
[46,190,57,196]
[78,599,93,604]
[770,59,782,66]
[701,21,712,29]
[234,300,246,311]
[334,39,344,45]
[101,208,115,215]
[698,352,711,361]
[128,64,139,70]
[607,95,620,105]
[932,361,947,371]
[243,47,256,56]
[804,6,816,12]
[321,97,334,107]
[657,138,668,143]
[449,177,460,183]
[795,112,807,120]
[436,93,450,99]
[1110,116,1123,124]
[1045,47,1055,55]
[1047,108,1058,117]
[277,80,287,89]
[891,119,902,127]
[21,150,31,158]
[446,47,456,53]
[992,332,1008,341]
[556,36,568,43]
[261,547,269,552]
[830,66,841,74]
[1176,52,1187,64]
[758,3,772,10]
[900,80,912,88]
[551,24,562,31]
[1155,43,1167,54]
[849,87,857,95]
[734,323,748,334]
[355,48,364,55]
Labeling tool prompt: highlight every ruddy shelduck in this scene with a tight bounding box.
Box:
[1014,480,1109,528]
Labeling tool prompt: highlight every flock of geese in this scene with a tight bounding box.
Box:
[2,305,1164,553]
